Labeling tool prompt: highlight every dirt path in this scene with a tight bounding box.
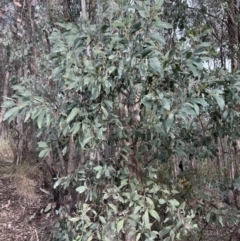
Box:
[0,161,55,241]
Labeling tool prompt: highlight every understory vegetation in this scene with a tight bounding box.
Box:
[1,0,240,240]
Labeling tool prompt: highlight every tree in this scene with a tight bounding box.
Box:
[4,0,240,239]
[3,0,240,240]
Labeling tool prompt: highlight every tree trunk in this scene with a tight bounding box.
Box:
[68,135,77,174]
[227,0,240,207]
[63,0,70,19]
[0,70,10,137]
[227,0,240,72]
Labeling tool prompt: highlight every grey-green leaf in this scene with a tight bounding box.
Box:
[67,107,80,123]
[213,94,225,110]
[76,186,88,193]
[153,20,173,29]
[149,209,160,222]
[150,33,165,44]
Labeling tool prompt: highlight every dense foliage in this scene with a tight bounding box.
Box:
[2,0,240,240]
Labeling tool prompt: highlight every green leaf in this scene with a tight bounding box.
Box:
[24,112,31,122]
[206,212,211,223]
[38,142,48,148]
[171,189,179,194]
[153,20,173,29]
[186,62,198,77]
[180,106,196,117]
[149,209,160,222]
[133,206,142,214]
[108,203,117,214]
[103,100,113,108]
[76,185,88,193]
[101,106,108,118]
[107,66,116,74]
[223,110,228,119]
[99,216,106,224]
[1,100,16,108]
[53,178,62,189]
[168,199,179,207]
[62,123,69,137]
[69,217,81,223]
[38,148,50,158]
[67,107,80,123]
[213,94,225,110]
[218,215,224,227]
[46,113,51,127]
[117,219,124,233]
[149,57,163,76]
[81,136,92,148]
[193,103,199,115]
[138,10,148,18]
[191,58,203,70]
[161,189,170,194]
[160,225,173,238]
[159,199,166,204]
[162,98,170,110]
[150,33,165,44]
[3,107,20,121]
[96,170,102,179]
[32,108,41,120]
[163,113,174,132]
[37,109,45,128]
[93,165,103,171]
[155,0,164,8]
[91,85,101,100]
[71,123,81,136]
[142,209,150,225]
[146,196,154,207]
[179,202,186,210]
[186,51,192,59]
[51,67,64,79]
[192,98,208,107]
[130,22,141,34]
[112,20,125,28]
[141,47,153,58]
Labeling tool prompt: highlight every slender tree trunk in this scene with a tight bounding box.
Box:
[227,0,240,208]
[68,135,77,174]
[0,70,10,137]
[227,0,240,72]
[63,0,70,19]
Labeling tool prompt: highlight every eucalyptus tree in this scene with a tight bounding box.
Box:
[3,0,240,240]
[183,0,240,207]
[4,0,240,240]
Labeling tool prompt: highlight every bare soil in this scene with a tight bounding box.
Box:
[0,160,56,241]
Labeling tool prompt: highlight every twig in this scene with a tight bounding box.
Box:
[199,221,209,241]
[39,187,51,195]
[35,227,39,241]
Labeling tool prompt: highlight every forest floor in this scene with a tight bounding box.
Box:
[0,158,57,241]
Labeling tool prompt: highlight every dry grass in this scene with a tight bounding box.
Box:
[13,162,42,204]
[0,135,15,163]
[14,174,38,203]
[0,135,41,203]
[0,136,15,178]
